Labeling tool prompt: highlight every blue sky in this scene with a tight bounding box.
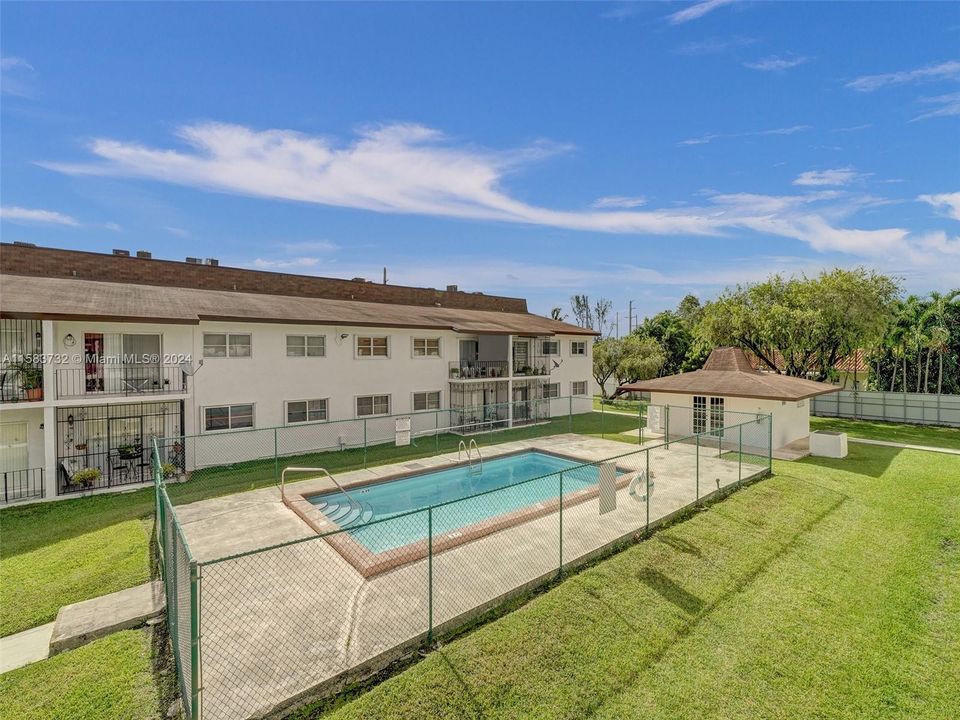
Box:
[2,1,958,327]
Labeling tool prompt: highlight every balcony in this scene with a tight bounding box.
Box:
[56,365,188,400]
[0,363,45,403]
[448,360,509,380]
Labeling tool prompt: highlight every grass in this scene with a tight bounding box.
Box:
[0,629,168,720]
[810,415,960,451]
[300,444,960,720]
[0,412,639,637]
[593,394,646,414]
[0,492,155,637]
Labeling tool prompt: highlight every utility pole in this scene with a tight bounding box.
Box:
[628,300,633,335]
[615,311,619,338]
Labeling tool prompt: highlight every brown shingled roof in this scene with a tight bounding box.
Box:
[617,346,840,401]
[0,274,597,336]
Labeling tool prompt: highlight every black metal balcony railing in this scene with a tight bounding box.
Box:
[58,448,150,495]
[448,360,509,379]
[512,357,552,377]
[56,365,187,400]
[0,364,45,403]
[1,467,45,504]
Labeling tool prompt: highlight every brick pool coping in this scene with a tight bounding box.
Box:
[283,448,643,578]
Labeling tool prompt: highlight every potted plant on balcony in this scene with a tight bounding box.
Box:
[74,467,101,489]
[450,367,460,379]
[13,361,43,401]
[117,443,142,460]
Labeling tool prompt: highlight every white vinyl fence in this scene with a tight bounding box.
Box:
[811,390,960,427]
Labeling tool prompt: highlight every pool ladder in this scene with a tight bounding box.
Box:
[458,439,483,475]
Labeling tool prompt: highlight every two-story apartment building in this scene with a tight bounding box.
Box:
[0,244,597,505]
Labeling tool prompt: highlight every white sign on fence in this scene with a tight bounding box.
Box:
[395,417,412,446]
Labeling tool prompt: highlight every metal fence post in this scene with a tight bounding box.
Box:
[695,433,700,502]
[190,561,202,719]
[569,395,573,432]
[363,419,368,468]
[738,424,742,483]
[273,428,279,484]
[645,451,650,532]
[767,414,773,474]
[427,507,434,645]
[665,406,670,449]
[882,391,886,421]
[435,411,440,452]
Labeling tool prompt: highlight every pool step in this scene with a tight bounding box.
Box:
[320,501,374,527]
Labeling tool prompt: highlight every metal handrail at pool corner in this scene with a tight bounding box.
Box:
[280,467,362,515]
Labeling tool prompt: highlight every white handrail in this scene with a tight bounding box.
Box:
[280,466,360,515]
[457,440,468,463]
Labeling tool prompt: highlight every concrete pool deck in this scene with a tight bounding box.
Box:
[171,434,767,720]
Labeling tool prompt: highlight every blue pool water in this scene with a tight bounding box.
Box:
[308,451,601,553]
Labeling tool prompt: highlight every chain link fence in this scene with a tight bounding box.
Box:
[153,408,772,720]
[811,390,960,427]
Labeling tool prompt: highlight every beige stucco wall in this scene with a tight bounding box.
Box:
[647,391,811,449]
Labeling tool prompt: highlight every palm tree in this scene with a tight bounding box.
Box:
[924,289,960,395]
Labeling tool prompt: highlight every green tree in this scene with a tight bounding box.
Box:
[592,335,666,396]
[697,268,899,379]
[550,307,567,322]
[570,294,593,329]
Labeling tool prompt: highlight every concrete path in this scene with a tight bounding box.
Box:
[49,581,165,655]
[848,437,960,456]
[0,622,54,674]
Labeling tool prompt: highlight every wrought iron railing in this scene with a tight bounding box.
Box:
[56,365,187,399]
[448,360,509,379]
[1,467,44,504]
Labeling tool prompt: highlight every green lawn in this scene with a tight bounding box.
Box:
[1,412,639,637]
[810,415,960,450]
[299,444,960,720]
[0,629,166,720]
[0,492,155,637]
[593,394,646,414]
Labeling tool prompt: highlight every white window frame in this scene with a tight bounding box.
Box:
[412,337,442,358]
[285,398,329,424]
[202,403,255,432]
[571,340,587,356]
[412,390,442,412]
[356,335,390,358]
[544,382,560,399]
[542,339,560,355]
[203,332,252,358]
[356,394,391,417]
[286,334,326,358]
[571,381,588,396]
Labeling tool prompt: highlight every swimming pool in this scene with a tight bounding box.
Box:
[308,451,603,553]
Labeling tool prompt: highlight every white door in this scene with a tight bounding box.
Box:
[0,422,28,472]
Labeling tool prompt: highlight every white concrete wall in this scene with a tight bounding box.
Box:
[647,391,809,449]
[6,316,596,498]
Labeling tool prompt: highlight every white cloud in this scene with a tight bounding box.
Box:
[744,55,811,71]
[592,195,647,209]
[911,91,960,121]
[668,0,737,25]
[846,60,960,92]
[918,192,960,221]
[0,206,79,226]
[252,257,321,270]
[675,35,756,56]
[41,121,923,260]
[1,56,36,97]
[1,57,33,71]
[679,124,811,146]
[793,167,863,187]
[279,240,339,253]
[164,226,190,237]
[104,222,123,232]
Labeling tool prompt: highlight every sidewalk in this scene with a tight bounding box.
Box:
[848,437,960,456]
